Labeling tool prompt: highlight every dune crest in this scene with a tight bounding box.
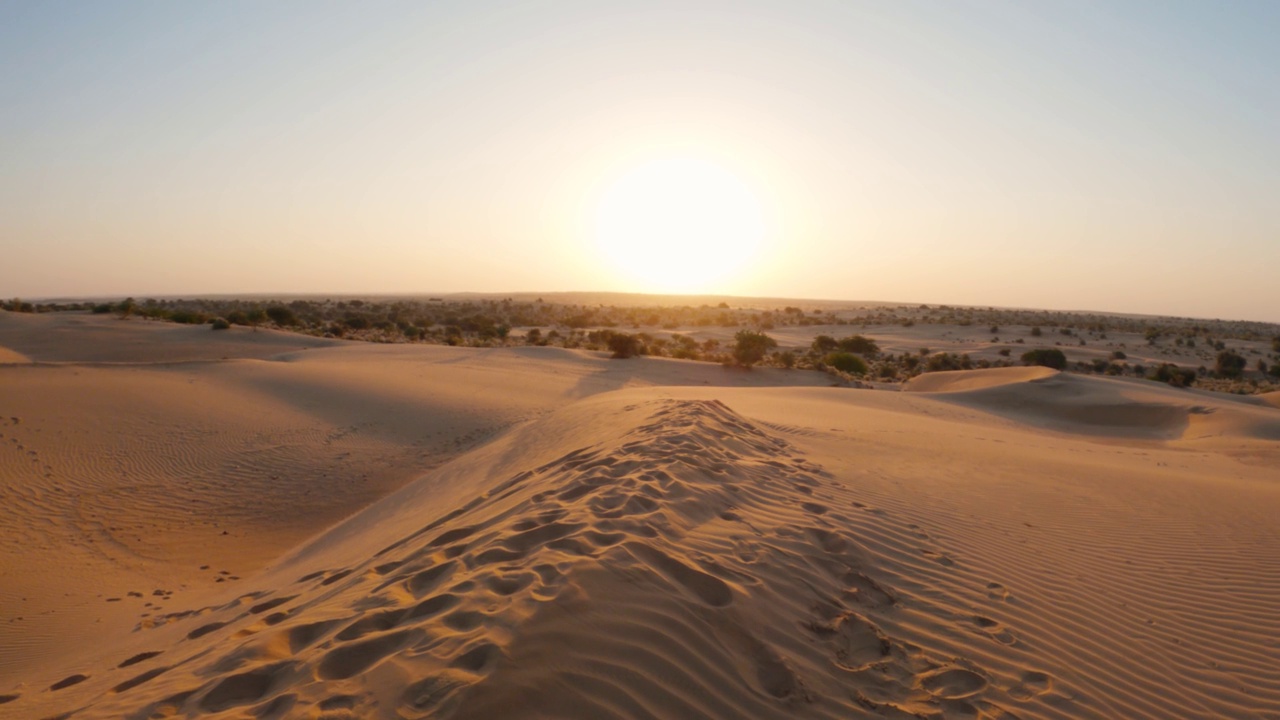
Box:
[19,398,1057,719]
[903,365,1058,393]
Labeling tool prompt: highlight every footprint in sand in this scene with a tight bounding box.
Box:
[920,549,955,567]
[970,615,1018,645]
[1009,670,1054,700]
[49,674,89,691]
[118,650,163,668]
[921,667,988,699]
[986,582,1012,601]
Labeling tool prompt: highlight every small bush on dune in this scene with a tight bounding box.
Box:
[823,352,867,375]
[1151,363,1196,387]
[1214,350,1246,379]
[836,335,879,356]
[811,335,838,354]
[608,332,644,359]
[210,318,231,330]
[732,330,777,368]
[1020,348,1067,370]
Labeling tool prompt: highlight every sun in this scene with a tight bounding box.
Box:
[593,157,766,293]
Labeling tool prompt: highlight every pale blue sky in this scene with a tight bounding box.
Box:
[2,1,1277,321]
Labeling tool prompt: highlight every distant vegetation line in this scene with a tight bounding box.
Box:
[4,296,1278,393]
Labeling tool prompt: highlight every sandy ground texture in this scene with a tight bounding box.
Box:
[1,310,1278,719]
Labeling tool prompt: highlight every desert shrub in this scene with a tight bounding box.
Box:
[811,335,838,354]
[1111,350,1127,360]
[732,330,777,368]
[526,328,542,345]
[1214,350,1247,379]
[226,310,249,325]
[1272,336,1280,353]
[92,303,113,314]
[998,348,1011,357]
[1030,326,1042,337]
[608,332,643,359]
[170,310,207,324]
[1151,363,1196,387]
[924,352,972,372]
[837,335,879,355]
[777,350,797,369]
[1020,348,1067,370]
[210,318,231,330]
[1091,358,1110,373]
[265,306,298,327]
[824,352,867,375]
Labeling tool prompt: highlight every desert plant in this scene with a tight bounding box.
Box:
[210,318,231,330]
[608,332,643,359]
[777,350,797,369]
[1020,348,1067,370]
[732,330,777,368]
[823,352,868,374]
[265,306,298,327]
[837,335,880,356]
[811,335,838,353]
[1215,350,1247,379]
[1151,363,1196,387]
[1030,326,1042,337]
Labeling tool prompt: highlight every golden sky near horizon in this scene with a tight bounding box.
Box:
[1,2,1278,321]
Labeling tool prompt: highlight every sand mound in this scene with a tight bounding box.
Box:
[907,367,1280,442]
[9,399,962,719]
[903,365,1058,393]
[0,310,339,363]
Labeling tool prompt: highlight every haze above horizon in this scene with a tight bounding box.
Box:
[2,1,1277,322]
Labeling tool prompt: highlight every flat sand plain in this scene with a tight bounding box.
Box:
[1,310,1277,719]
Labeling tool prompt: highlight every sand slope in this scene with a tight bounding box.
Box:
[2,314,1279,719]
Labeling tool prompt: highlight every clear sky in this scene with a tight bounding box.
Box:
[2,1,1277,321]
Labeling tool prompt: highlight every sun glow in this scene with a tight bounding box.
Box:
[593,157,766,293]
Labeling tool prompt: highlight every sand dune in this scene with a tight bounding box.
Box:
[2,312,1279,719]
[907,366,1280,444]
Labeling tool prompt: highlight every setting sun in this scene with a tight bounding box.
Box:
[593,157,766,293]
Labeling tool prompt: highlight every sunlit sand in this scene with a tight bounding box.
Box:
[2,307,1277,718]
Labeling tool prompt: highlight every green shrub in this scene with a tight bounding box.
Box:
[608,333,643,359]
[265,306,298,327]
[170,310,207,324]
[1214,350,1246,379]
[837,335,879,355]
[1020,348,1067,370]
[824,352,867,374]
[811,335,838,353]
[732,330,777,368]
[1151,363,1196,387]
[210,318,231,330]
